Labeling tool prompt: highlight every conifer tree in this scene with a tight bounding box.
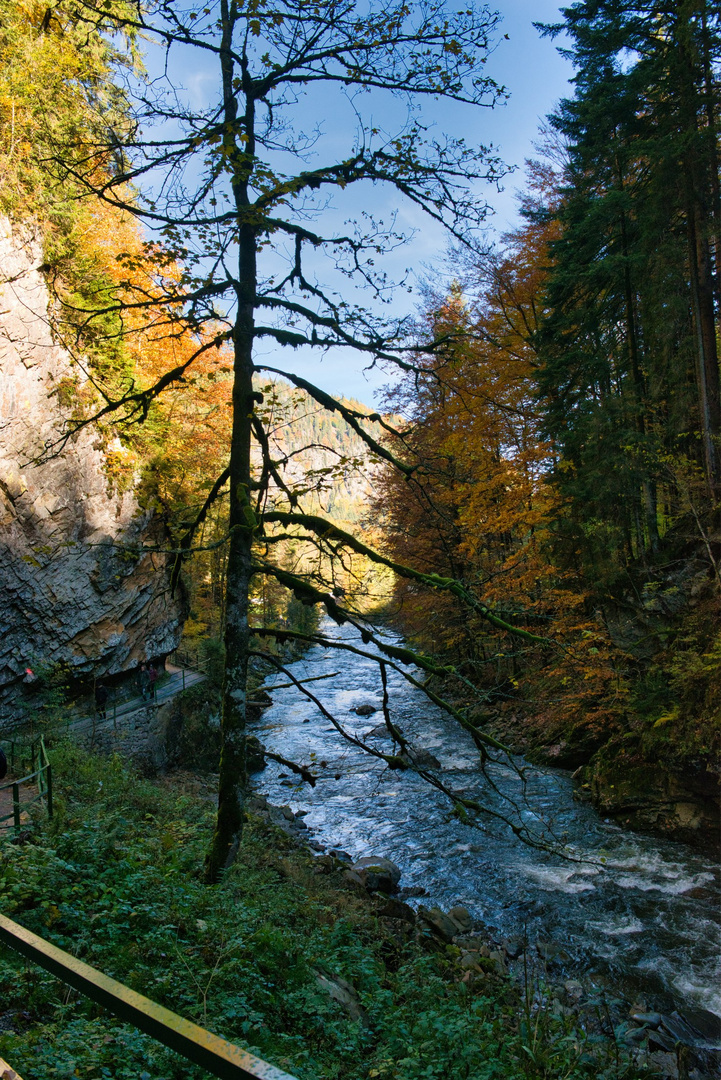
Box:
[537,0,721,580]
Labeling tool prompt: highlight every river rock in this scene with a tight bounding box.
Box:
[0,218,184,724]
[365,724,392,739]
[417,906,459,943]
[351,856,401,893]
[536,941,569,964]
[647,1029,677,1054]
[400,745,441,770]
[353,704,377,716]
[503,937,525,960]
[447,906,473,933]
[629,1010,663,1029]
[677,1006,721,1047]
[376,897,416,924]
[659,1010,718,1048]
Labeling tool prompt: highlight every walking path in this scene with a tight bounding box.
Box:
[60,664,206,742]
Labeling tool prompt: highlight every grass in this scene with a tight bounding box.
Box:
[0,743,648,1080]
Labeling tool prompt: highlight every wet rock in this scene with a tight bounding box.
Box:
[630,1010,663,1029]
[563,979,583,1002]
[659,1010,718,1049]
[294,816,307,830]
[648,1029,677,1054]
[675,1007,721,1047]
[351,856,401,894]
[417,906,460,943]
[535,941,569,964]
[400,745,441,770]
[447,906,473,933]
[503,937,525,961]
[624,1026,649,1046]
[279,779,295,787]
[399,885,427,898]
[365,724,392,739]
[328,848,352,863]
[354,704,377,717]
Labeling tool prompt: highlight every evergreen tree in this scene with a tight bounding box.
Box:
[536,0,721,587]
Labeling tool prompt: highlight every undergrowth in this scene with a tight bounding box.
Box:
[0,744,645,1079]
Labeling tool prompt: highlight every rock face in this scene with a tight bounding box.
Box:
[0,217,184,725]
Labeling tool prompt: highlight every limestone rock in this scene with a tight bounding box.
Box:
[350,855,401,893]
[417,906,459,943]
[0,218,184,725]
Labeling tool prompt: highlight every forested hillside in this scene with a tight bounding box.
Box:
[374,1,720,846]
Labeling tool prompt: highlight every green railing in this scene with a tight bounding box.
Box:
[0,914,297,1080]
[0,737,52,832]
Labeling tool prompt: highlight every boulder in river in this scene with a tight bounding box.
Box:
[365,723,393,739]
[351,855,401,893]
[354,703,377,716]
[401,745,441,770]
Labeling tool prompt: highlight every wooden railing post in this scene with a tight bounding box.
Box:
[45,764,53,818]
[12,783,20,832]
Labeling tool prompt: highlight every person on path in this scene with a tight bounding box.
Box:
[148,663,158,701]
[138,663,150,700]
[95,682,109,720]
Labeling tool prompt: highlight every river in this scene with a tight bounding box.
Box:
[251,620,721,1026]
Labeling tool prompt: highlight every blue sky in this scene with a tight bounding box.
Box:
[145,3,574,407]
[273,1,574,405]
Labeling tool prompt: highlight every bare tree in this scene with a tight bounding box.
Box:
[45,0,554,882]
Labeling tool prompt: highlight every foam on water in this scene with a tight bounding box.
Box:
[253,620,721,1020]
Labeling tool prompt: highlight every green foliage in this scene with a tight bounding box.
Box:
[0,746,634,1080]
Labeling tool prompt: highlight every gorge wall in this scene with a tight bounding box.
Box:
[0,217,185,727]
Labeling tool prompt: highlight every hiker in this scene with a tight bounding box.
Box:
[138,662,150,700]
[148,663,158,701]
[95,682,109,720]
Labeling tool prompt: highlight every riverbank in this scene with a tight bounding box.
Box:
[476,704,720,856]
[0,741,670,1080]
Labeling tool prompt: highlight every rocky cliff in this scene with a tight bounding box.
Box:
[0,217,184,726]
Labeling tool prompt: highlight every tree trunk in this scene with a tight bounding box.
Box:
[205,0,258,882]
[204,227,256,883]
[676,3,721,500]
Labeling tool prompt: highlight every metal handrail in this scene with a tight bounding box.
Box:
[0,914,298,1080]
[0,737,52,830]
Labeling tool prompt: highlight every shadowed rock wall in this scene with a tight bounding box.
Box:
[0,217,184,725]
